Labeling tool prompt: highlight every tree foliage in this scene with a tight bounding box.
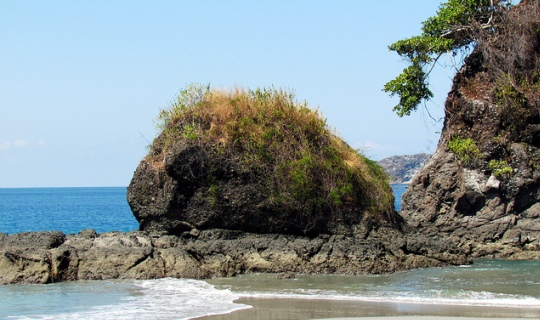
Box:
[384,0,513,117]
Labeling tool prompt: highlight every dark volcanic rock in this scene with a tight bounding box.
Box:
[0,231,66,284]
[379,154,431,184]
[0,231,65,250]
[127,146,322,236]
[120,82,471,285]
[0,228,468,285]
[403,139,540,259]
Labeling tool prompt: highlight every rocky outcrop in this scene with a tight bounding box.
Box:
[118,87,473,284]
[126,146,357,237]
[400,1,540,259]
[0,229,468,285]
[1,87,474,286]
[402,137,540,259]
[379,154,431,184]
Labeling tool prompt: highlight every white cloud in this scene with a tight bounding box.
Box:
[356,141,395,160]
[0,139,47,151]
[14,140,29,148]
[358,141,387,154]
[360,141,383,150]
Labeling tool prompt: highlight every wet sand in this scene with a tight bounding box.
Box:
[196,297,540,320]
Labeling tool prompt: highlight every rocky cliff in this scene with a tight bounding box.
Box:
[379,154,431,184]
[401,1,540,259]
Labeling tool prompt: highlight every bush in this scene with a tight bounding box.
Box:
[488,159,514,178]
[447,137,482,166]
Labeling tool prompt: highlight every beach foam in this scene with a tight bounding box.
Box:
[7,278,250,320]
[234,290,540,308]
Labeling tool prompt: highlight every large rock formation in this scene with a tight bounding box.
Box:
[127,87,398,237]
[0,88,472,286]
[379,153,431,184]
[401,1,540,259]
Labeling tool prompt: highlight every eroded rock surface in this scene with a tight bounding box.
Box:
[127,88,398,238]
[0,229,468,285]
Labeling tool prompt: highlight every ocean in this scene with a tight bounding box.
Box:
[0,187,139,234]
[1,186,539,319]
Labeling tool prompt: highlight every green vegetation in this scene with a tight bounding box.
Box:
[447,137,481,166]
[208,183,219,207]
[384,0,514,116]
[488,159,513,178]
[150,84,394,223]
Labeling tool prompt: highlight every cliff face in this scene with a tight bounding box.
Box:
[401,1,540,258]
[379,154,431,184]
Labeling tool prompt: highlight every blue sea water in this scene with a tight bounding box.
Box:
[0,187,138,234]
[1,185,539,319]
[392,183,407,211]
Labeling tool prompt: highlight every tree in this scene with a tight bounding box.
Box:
[383,0,513,117]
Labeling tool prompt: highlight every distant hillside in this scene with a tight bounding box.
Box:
[379,154,431,184]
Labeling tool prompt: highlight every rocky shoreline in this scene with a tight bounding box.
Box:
[0,227,468,285]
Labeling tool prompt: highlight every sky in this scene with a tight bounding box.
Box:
[1,1,456,188]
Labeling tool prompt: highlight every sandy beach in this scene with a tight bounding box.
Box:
[197,297,540,320]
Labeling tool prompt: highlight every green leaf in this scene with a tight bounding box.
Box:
[383,63,433,117]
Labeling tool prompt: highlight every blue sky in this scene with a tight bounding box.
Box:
[1,1,453,188]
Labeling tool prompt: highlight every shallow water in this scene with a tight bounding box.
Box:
[1,260,539,319]
[208,260,540,308]
[0,279,249,320]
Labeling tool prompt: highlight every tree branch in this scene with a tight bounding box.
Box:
[425,52,444,78]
